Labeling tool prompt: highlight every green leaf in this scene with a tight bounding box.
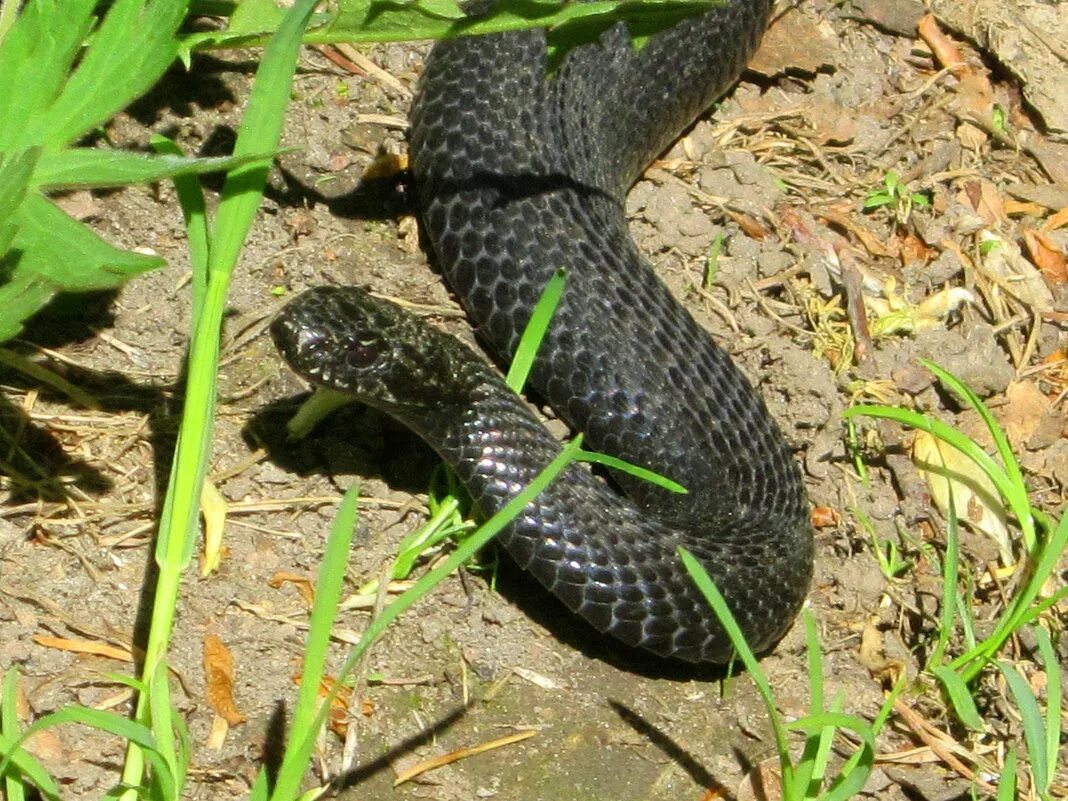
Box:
[1,668,61,801]
[506,266,566,392]
[996,659,1049,792]
[32,149,277,190]
[997,748,1017,801]
[29,0,187,148]
[187,0,716,53]
[0,0,96,151]
[930,666,985,731]
[1034,627,1061,796]
[0,149,39,253]
[0,194,164,341]
[575,449,687,493]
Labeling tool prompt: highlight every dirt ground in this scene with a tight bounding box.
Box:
[1,1,1066,799]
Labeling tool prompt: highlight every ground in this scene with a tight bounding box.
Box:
[1,1,1066,799]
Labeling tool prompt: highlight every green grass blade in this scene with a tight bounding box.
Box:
[1034,627,1060,794]
[209,0,316,274]
[927,481,959,671]
[995,659,1049,793]
[997,748,1017,801]
[149,135,211,315]
[930,666,985,731]
[843,405,1021,525]
[678,548,793,785]
[0,668,60,801]
[286,483,360,768]
[575,449,687,493]
[919,360,1035,549]
[265,436,585,799]
[785,712,875,801]
[790,612,827,796]
[506,267,566,391]
[951,512,1067,681]
[121,2,321,792]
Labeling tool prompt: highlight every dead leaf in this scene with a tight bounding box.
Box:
[735,756,784,801]
[200,479,227,576]
[33,635,134,663]
[269,571,315,607]
[857,619,906,685]
[959,180,1006,226]
[1043,206,1068,232]
[1003,198,1047,218]
[800,100,857,145]
[1001,381,1055,449]
[292,674,353,738]
[976,231,1055,311]
[917,14,966,76]
[727,209,769,240]
[912,431,1014,565]
[393,731,537,787]
[900,232,932,267]
[203,634,245,726]
[1022,228,1068,285]
[810,506,840,528]
[749,9,838,76]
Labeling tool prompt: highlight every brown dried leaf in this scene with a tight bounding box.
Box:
[959,180,1006,226]
[1003,198,1047,218]
[203,634,246,726]
[269,571,315,607]
[749,9,838,76]
[1022,228,1068,285]
[917,14,966,75]
[200,479,227,577]
[900,232,932,267]
[810,506,841,528]
[33,635,134,663]
[735,756,784,801]
[1043,206,1068,232]
[727,209,769,240]
[1000,380,1058,449]
[857,619,906,685]
[977,231,1055,311]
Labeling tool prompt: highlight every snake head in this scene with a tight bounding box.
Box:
[272,286,470,412]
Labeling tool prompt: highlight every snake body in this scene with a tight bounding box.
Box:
[274,0,813,663]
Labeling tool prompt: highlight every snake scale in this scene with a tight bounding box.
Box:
[273,0,813,663]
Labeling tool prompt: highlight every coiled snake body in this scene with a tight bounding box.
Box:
[273,0,813,663]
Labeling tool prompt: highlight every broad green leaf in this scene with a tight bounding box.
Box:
[0,0,95,150]
[186,0,718,52]
[31,0,187,148]
[0,194,162,340]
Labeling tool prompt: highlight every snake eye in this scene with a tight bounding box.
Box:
[345,337,381,368]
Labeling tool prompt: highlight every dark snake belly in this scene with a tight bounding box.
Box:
[274,0,813,662]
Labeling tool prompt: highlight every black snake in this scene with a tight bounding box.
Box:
[273,0,813,663]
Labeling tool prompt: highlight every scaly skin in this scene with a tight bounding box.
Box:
[275,0,813,662]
